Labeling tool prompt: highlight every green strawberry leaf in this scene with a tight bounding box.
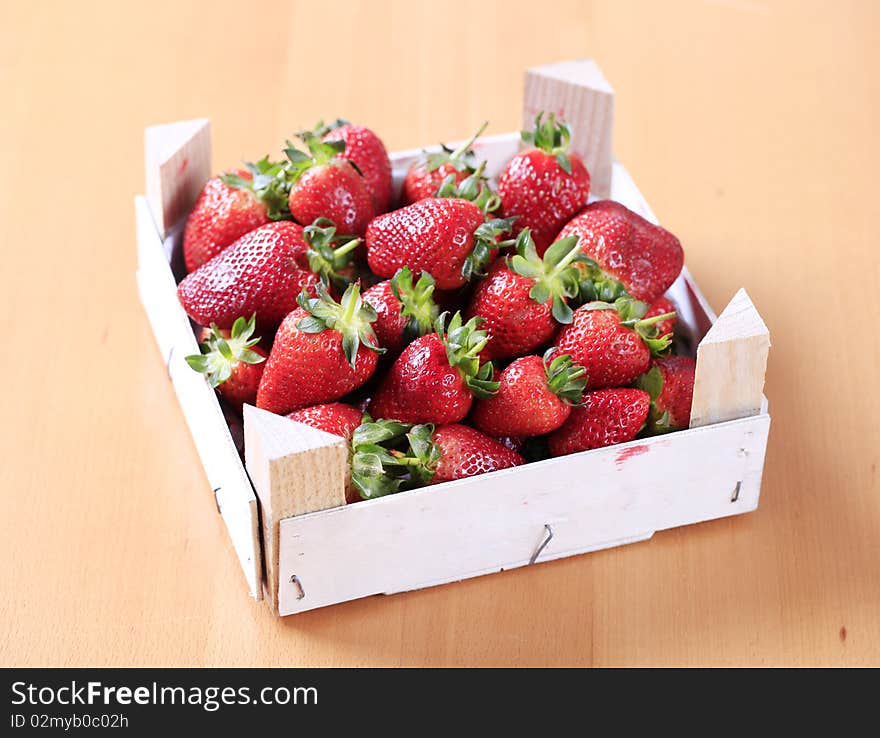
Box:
[543,348,587,404]
[296,284,385,369]
[184,315,265,389]
[509,230,583,324]
[423,121,487,173]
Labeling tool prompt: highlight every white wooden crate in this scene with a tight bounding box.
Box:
[136,60,771,615]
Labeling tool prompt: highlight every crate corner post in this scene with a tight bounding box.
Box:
[243,405,349,611]
[690,288,771,428]
[523,59,615,198]
[144,118,212,237]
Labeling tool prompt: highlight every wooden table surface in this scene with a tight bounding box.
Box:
[2,0,878,667]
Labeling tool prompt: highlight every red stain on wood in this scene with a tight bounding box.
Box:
[615,445,649,467]
[177,157,189,175]
[839,626,847,643]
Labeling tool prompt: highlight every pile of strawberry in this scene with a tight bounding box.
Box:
[179,115,695,501]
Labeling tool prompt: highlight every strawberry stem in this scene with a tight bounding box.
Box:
[543,348,587,405]
[509,229,585,324]
[435,312,499,399]
[635,311,676,329]
[349,418,439,498]
[521,112,573,173]
[435,160,499,213]
[185,315,265,388]
[296,283,385,369]
[390,267,440,343]
[424,122,488,173]
[220,157,292,221]
[304,218,360,290]
[450,121,488,160]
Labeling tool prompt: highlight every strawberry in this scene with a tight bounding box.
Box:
[177,220,358,333]
[366,197,514,290]
[644,296,677,339]
[465,229,583,360]
[404,423,524,485]
[287,402,364,440]
[547,388,650,456]
[636,355,696,432]
[497,112,590,255]
[362,267,439,354]
[470,349,586,437]
[403,122,487,204]
[185,315,267,409]
[183,158,291,272]
[314,119,393,213]
[556,201,684,304]
[255,284,383,414]
[553,297,675,390]
[368,312,498,424]
[284,133,375,236]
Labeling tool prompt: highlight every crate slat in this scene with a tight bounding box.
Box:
[277,412,770,615]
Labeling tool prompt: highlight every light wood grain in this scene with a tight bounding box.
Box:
[1,0,878,666]
[144,119,211,237]
[243,406,348,610]
[278,413,769,615]
[691,289,771,428]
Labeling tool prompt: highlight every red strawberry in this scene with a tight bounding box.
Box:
[497,112,591,254]
[644,296,677,339]
[285,133,375,236]
[182,158,291,273]
[177,220,358,333]
[287,402,364,439]
[256,284,383,414]
[368,312,498,424]
[362,267,439,354]
[185,315,267,409]
[465,229,583,360]
[405,423,524,484]
[403,122,487,204]
[636,355,696,432]
[471,349,586,437]
[556,201,684,304]
[547,388,650,456]
[552,298,675,390]
[315,119,393,213]
[366,197,514,290]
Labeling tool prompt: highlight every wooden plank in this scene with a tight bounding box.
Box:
[144,118,211,238]
[135,196,263,599]
[243,405,349,610]
[278,413,770,615]
[690,288,771,428]
[523,59,615,198]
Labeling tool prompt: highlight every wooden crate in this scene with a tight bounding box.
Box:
[136,60,771,615]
